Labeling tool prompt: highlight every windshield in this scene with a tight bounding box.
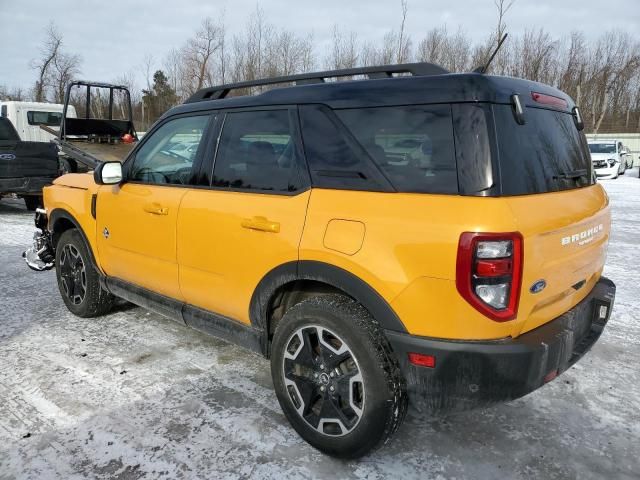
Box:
[589,143,616,154]
[494,105,594,195]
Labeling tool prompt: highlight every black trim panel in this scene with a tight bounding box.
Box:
[249,260,408,344]
[387,276,615,413]
[106,276,185,325]
[49,209,99,268]
[183,304,263,354]
[105,276,264,355]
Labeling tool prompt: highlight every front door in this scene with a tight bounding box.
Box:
[96,114,211,300]
[177,108,310,324]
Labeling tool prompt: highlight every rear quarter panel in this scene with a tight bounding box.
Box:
[299,189,522,340]
[300,185,610,341]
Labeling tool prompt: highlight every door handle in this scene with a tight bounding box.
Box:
[241,216,280,233]
[143,203,169,215]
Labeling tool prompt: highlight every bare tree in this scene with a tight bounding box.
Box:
[326,26,358,69]
[0,85,25,101]
[397,0,410,63]
[181,17,224,95]
[52,52,82,103]
[30,22,62,102]
[494,0,515,41]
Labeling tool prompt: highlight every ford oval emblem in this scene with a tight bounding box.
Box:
[0,153,16,160]
[530,280,546,294]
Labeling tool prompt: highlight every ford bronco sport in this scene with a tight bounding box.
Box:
[24,63,616,458]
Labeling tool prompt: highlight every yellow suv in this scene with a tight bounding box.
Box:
[24,63,616,458]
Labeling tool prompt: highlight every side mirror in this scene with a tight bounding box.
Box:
[94,162,123,185]
[620,150,628,155]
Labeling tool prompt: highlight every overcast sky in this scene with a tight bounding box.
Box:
[1,0,639,92]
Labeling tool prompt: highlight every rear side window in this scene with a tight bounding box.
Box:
[336,105,458,194]
[299,105,390,191]
[494,105,594,195]
[212,110,301,192]
[27,111,62,126]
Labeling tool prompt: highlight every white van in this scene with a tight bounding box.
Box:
[0,101,77,143]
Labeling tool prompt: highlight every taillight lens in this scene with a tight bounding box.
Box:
[456,232,523,322]
[531,92,568,109]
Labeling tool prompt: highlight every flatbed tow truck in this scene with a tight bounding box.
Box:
[49,81,139,170]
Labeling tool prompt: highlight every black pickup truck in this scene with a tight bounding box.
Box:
[0,117,59,210]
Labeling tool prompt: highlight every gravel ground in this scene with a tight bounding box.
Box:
[0,173,639,480]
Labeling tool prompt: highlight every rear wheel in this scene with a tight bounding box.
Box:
[23,196,42,211]
[55,229,114,317]
[271,295,407,459]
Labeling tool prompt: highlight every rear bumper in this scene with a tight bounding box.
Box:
[0,176,53,195]
[386,277,616,413]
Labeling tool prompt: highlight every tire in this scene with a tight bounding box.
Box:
[271,294,407,459]
[24,196,42,211]
[55,229,115,317]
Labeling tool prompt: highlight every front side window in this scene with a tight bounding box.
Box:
[27,111,63,126]
[212,110,301,192]
[129,115,209,185]
[336,105,457,194]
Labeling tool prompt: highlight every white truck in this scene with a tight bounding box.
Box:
[0,101,77,143]
[0,101,79,173]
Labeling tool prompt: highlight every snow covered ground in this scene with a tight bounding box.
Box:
[0,173,639,480]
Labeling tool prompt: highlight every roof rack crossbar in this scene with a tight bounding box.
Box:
[185,62,449,103]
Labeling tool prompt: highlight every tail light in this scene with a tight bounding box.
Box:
[456,232,523,322]
[531,92,568,109]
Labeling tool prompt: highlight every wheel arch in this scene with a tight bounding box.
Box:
[49,208,101,274]
[250,260,407,356]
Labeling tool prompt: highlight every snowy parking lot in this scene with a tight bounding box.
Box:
[0,173,639,480]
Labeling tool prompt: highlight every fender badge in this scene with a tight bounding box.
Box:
[530,280,546,294]
[103,227,109,239]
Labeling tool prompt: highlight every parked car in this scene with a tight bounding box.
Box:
[24,63,616,458]
[588,140,627,178]
[623,144,634,169]
[0,117,59,210]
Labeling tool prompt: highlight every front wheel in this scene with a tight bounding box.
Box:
[271,295,407,459]
[55,229,115,317]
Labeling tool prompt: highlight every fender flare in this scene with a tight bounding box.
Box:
[49,208,101,273]
[249,260,408,352]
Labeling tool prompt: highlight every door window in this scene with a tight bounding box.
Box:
[130,115,209,185]
[27,111,63,126]
[212,110,301,192]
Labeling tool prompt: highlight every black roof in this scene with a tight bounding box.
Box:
[165,69,575,120]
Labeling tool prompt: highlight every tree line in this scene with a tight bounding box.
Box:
[2,2,639,134]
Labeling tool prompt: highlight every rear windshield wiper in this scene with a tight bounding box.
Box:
[553,169,588,181]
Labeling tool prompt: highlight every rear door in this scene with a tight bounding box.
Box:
[177,108,310,324]
[491,104,609,335]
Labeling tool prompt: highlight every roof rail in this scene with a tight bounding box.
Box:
[185,62,449,103]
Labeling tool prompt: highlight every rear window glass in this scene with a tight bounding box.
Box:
[494,105,594,195]
[336,105,458,194]
[0,118,19,141]
[27,111,63,126]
